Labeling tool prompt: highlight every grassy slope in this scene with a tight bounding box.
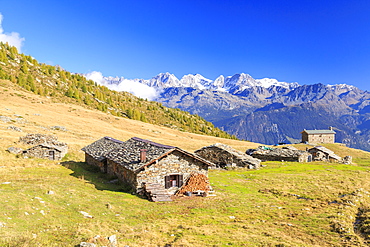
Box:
[1,80,370,246]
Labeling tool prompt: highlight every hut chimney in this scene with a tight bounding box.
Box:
[140,149,147,163]
[329,126,333,131]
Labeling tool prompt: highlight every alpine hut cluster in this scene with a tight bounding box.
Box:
[82,137,214,201]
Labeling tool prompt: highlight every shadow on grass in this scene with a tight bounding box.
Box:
[61,160,133,194]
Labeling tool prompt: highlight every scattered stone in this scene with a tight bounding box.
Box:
[7,147,23,154]
[0,222,6,227]
[25,212,29,215]
[15,118,27,124]
[40,210,45,215]
[341,156,353,165]
[0,116,12,123]
[108,235,117,247]
[34,197,43,200]
[79,242,96,247]
[7,126,22,132]
[47,190,55,195]
[80,211,93,218]
[229,216,236,219]
[51,126,67,131]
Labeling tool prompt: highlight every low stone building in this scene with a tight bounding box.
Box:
[81,136,125,173]
[82,137,213,198]
[23,143,68,160]
[308,146,341,162]
[18,133,68,160]
[248,146,311,162]
[195,143,261,169]
[301,127,336,144]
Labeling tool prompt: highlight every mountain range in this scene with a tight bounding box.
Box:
[104,73,370,151]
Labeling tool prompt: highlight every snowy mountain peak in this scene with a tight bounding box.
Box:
[147,72,180,88]
[179,74,213,89]
[255,78,300,89]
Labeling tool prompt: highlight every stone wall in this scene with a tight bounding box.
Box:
[85,153,105,172]
[23,146,63,160]
[302,133,335,144]
[107,160,136,188]
[106,150,209,194]
[136,151,208,195]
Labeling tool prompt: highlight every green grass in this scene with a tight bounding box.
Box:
[1,156,370,246]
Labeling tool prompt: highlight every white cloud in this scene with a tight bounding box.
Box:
[0,13,25,52]
[85,71,159,100]
[85,71,106,85]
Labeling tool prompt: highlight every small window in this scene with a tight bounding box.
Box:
[165,174,183,189]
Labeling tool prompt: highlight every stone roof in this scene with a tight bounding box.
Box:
[196,143,247,158]
[308,146,341,160]
[195,143,261,168]
[81,136,125,161]
[24,143,68,153]
[301,129,336,135]
[87,137,213,172]
[254,146,306,158]
[19,133,67,146]
[248,146,310,163]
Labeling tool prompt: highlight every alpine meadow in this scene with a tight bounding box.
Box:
[1,41,370,247]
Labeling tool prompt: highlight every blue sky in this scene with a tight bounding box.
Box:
[1,0,370,91]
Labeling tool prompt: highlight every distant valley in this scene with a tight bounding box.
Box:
[104,73,370,151]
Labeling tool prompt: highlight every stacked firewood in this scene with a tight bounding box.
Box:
[176,173,210,195]
[143,183,172,202]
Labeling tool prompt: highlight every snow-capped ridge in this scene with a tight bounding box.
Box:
[98,72,357,96]
[255,78,300,89]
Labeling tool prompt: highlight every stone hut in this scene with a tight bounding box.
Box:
[81,137,125,173]
[19,133,68,160]
[82,137,213,197]
[308,146,341,162]
[23,143,68,160]
[301,127,336,144]
[249,146,311,162]
[195,143,261,169]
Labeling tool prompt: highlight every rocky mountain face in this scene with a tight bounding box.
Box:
[104,73,370,151]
